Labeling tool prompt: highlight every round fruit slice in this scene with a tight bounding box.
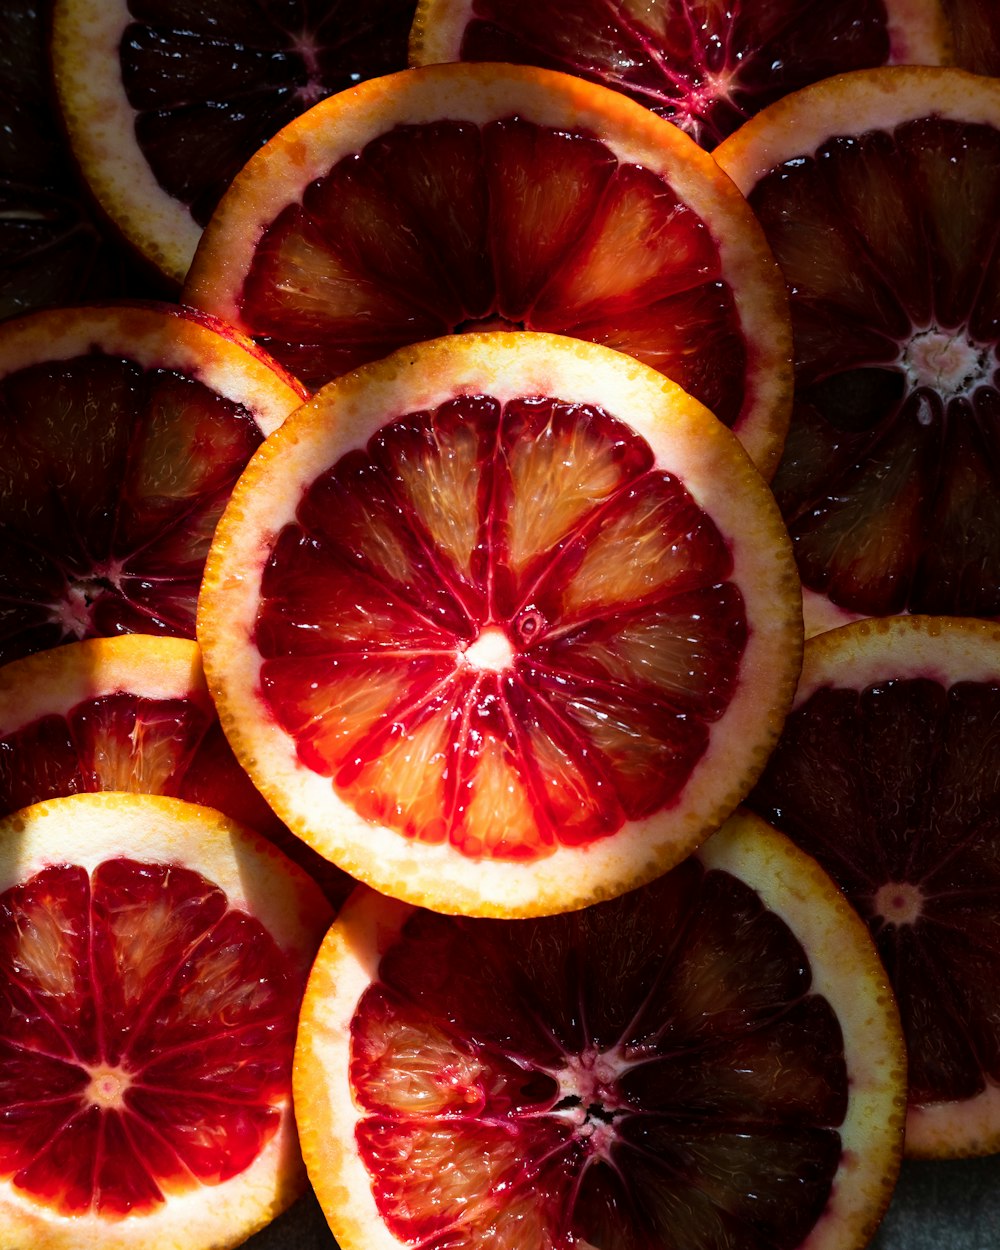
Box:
[0,0,165,319]
[183,60,792,477]
[715,67,1000,637]
[746,614,1000,1158]
[409,0,950,150]
[0,301,307,668]
[0,634,352,906]
[51,0,419,285]
[0,790,332,1250]
[294,809,906,1250]
[198,331,802,918]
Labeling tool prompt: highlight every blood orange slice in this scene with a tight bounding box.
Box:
[198,331,802,918]
[51,0,419,285]
[409,0,950,150]
[0,301,306,667]
[182,60,792,477]
[0,634,352,906]
[0,790,332,1250]
[747,614,1000,1158]
[715,67,1000,637]
[940,0,1000,74]
[294,809,906,1250]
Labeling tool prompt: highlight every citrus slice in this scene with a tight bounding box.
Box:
[747,614,1000,1158]
[198,331,802,918]
[715,67,1000,637]
[0,790,332,1250]
[0,634,352,906]
[940,0,1000,74]
[0,301,307,667]
[294,808,906,1250]
[409,0,950,150]
[182,60,792,477]
[51,0,419,285]
[0,0,165,319]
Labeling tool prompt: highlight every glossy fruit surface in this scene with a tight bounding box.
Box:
[52,0,419,283]
[748,614,1000,1157]
[410,0,949,149]
[0,635,352,906]
[199,331,801,917]
[716,67,1000,635]
[0,791,332,1250]
[0,301,306,666]
[184,61,791,476]
[295,810,905,1250]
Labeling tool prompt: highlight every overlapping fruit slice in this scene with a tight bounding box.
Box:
[0,301,306,667]
[409,0,950,150]
[183,61,792,476]
[747,615,1000,1158]
[0,0,163,319]
[0,791,332,1250]
[715,67,1000,636]
[294,810,905,1250]
[51,0,419,284]
[0,634,352,905]
[198,332,802,917]
[940,0,1000,74]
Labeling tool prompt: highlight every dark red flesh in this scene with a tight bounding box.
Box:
[122,0,418,225]
[239,116,747,419]
[0,3,165,321]
[448,0,893,149]
[352,860,847,1247]
[748,676,1000,1107]
[941,0,1000,74]
[749,116,1000,619]
[0,857,302,1216]
[255,395,747,858]
[0,352,264,666]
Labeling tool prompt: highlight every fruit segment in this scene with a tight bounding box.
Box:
[255,394,746,860]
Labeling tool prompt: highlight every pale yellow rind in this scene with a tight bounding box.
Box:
[199,331,802,918]
[0,303,306,435]
[0,635,209,737]
[184,60,791,477]
[715,65,1000,196]
[51,0,202,284]
[294,814,905,1250]
[0,791,333,1250]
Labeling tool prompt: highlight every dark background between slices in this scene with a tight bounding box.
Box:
[247,1155,1000,1249]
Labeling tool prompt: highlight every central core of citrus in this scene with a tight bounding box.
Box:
[461,625,515,672]
[901,328,992,398]
[85,1065,131,1109]
[872,880,924,927]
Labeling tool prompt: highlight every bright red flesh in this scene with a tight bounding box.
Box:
[749,116,1000,619]
[0,354,265,665]
[442,0,895,149]
[121,0,418,226]
[351,860,847,1247]
[239,116,747,418]
[0,857,301,1216]
[256,395,747,859]
[748,676,1000,1106]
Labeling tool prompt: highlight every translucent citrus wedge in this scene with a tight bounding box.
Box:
[747,614,1000,1158]
[715,67,1000,636]
[294,809,906,1250]
[0,2,164,319]
[198,331,802,918]
[183,60,792,477]
[0,790,333,1250]
[51,0,419,285]
[409,0,950,149]
[0,301,306,667]
[0,634,352,906]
